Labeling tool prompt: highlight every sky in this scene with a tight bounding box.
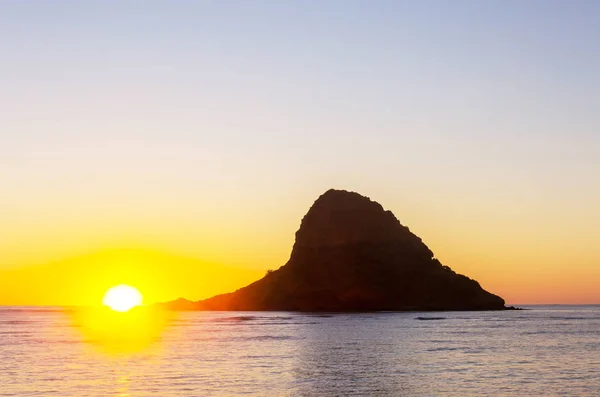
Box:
[1,1,599,305]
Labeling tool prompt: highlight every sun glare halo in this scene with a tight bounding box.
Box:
[102,284,143,312]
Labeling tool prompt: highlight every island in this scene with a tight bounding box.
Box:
[163,189,507,311]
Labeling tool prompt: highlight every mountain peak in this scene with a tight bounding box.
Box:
[294,189,428,254]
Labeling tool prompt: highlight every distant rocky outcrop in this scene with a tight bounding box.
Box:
[165,189,506,311]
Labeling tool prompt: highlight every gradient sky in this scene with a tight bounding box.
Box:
[2,1,599,305]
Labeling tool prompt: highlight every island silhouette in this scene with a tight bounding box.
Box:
[164,189,506,311]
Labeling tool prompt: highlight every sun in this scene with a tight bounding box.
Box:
[102,285,143,312]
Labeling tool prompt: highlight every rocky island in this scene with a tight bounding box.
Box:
[165,189,506,311]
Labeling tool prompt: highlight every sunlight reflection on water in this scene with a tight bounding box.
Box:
[1,306,599,396]
[70,306,172,354]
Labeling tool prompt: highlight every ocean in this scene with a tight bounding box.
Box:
[1,305,599,396]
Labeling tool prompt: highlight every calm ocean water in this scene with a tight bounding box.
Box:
[1,305,599,396]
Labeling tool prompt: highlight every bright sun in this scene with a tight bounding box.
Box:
[102,285,143,312]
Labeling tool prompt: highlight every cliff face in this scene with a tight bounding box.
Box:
[169,189,505,311]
